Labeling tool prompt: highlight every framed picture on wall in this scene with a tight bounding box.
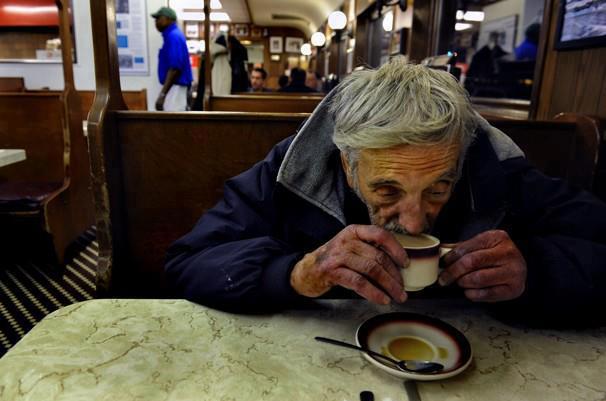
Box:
[234,24,249,37]
[269,36,283,53]
[555,0,606,50]
[285,37,304,53]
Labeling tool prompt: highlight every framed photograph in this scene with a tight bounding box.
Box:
[477,14,518,53]
[234,24,249,37]
[269,36,283,53]
[555,0,606,50]
[185,22,199,39]
[251,27,262,38]
[285,37,304,53]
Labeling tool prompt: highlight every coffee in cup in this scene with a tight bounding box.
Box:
[394,233,452,291]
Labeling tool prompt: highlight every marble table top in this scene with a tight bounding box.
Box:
[0,149,26,168]
[0,298,605,401]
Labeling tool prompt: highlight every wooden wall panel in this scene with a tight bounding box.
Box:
[536,0,606,119]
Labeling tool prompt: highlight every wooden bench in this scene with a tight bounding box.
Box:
[0,92,94,263]
[0,77,25,92]
[207,94,323,113]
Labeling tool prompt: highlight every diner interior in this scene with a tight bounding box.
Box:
[0,0,605,399]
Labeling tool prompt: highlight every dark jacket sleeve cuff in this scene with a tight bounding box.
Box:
[259,252,306,305]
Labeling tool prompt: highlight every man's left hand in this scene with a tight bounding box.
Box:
[439,230,527,302]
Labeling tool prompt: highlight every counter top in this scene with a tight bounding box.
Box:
[0,298,605,401]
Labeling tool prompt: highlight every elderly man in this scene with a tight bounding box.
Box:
[166,59,606,323]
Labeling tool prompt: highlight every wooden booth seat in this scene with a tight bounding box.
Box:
[89,111,602,297]
[0,92,94,263]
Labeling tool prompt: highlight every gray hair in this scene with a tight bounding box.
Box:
[330,58,478,174]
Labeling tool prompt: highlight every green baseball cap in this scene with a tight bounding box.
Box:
[151,6,177,20]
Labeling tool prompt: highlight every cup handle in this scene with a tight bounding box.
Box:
[439,244,457,257]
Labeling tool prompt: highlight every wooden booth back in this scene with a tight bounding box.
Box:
[208,94,323,113]
[0,93,66,183]
[108,112,306,294]
[97,112,601,296]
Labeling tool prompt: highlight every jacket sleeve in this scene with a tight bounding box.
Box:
[165,138,306,311]
[497,159,606,325]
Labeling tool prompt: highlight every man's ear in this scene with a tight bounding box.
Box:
[340,152,354,189]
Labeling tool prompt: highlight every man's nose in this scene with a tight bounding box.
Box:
[397,197,426,235]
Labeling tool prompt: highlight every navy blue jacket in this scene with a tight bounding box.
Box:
[166,114,606,324]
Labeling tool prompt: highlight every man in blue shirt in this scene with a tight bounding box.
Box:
[151,7,193,111]
[515,23,541,61]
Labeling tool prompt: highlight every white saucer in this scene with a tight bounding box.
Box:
[355,312,472,381]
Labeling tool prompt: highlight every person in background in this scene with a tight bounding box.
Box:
[210,33,231,96]
[305,71,324,93]
[249,67,271,92]
[151,7,193,111]
[229,36,250,93]
[515,23,541,61]
[279,67,316,93]
[278,74,289,90]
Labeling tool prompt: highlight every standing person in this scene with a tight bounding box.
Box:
[228,35,250,93]
[248,67,271,92]
[151,7,193,111]
[210,33,232,96]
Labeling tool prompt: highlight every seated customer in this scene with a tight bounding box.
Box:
[515,23,540,61]
[305,71,324,92]
[248,67,272,92]
[166,58,606,324]
[279,68,317,93]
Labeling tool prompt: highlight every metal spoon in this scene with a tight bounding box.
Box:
[315,336,444,374]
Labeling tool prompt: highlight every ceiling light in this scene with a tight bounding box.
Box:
[301,43,312,56]
[210,0,222,9]
[463,11,484,21]
[328,11,347,30]
[219,23,229,32]
[382,10,393,32]
[4,5,56,14]
[210,12,230,21]
[311,32,326,47]
[455,23,473,31]
[456,10,464,20]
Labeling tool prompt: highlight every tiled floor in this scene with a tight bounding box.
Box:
[0,228,97,357]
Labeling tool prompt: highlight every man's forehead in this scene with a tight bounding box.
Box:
[359,142,460,164]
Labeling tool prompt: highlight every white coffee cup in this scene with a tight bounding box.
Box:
[394,234,454,291]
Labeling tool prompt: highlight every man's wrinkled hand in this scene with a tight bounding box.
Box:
[439,230,527,302]
[290,225,409,305]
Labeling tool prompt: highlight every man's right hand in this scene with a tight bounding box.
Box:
[290,225,408,305]
[155,93,166,111]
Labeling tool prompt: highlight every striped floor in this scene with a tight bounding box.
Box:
[0,227,98,357]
